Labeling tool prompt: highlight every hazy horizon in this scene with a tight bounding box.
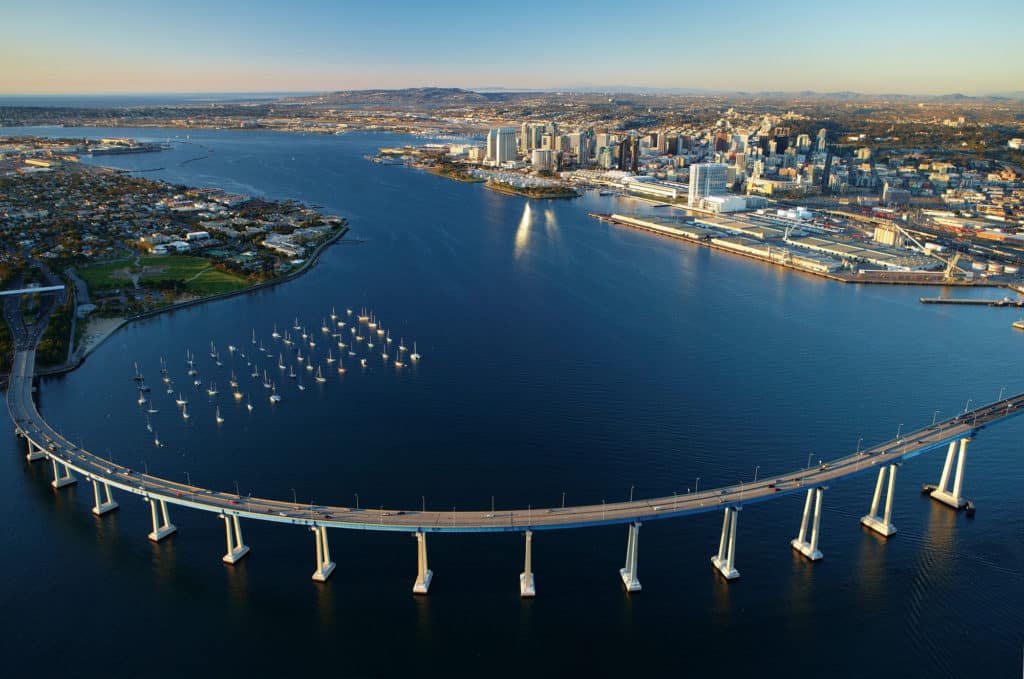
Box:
[2,0,1022,96]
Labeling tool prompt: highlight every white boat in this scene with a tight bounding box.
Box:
[270,384,282,403]
[337,320,346,329]
[176,393,187,406]
[250,365,259,379]
[348,349,357,357]
[360,358,367,367]
[356,335,364,343]
[399,337,407,352]
[315,366,326,383]
[246,396,254,412]
[233,390,243,400]
[330,307,338,321]
[207,382,218,397]
[182,404,189,420]
[162,375,171,385]
[154,432,161,447]
[251,329,257,345]
[321,318,329,333]
[394,343,405,368]
[159,357,168,375]
[278,354,286,370]
[262,370,272,389]
[193,378,202,387]
[258,341,266,353]
[301,328,308,340]
[229,371,239,388]
[228,344,236,353]
[309,339,316,348]
[411,342,421,361]
[215,406,224,424]
[297,377,305,392]
[283,331,292,346]
[326,349,336,364]
[358,308,369,322]
[346,308,352,316]
[289,366,296,378]
[337,359,346,374]
[386,331,392,344]
[376,328,385,337]
[306,362,314,372]
[381,345,389,360]
[133,361,144,381]
[271,324,281,339]
[293,317,301,331]
[210,341,218,359]
[147,407,159,414]
[296,349,304,363]
[367,338,374,349]
[146,415,152,432]
[137,390,147,406]
[338,339,347,349]
[166,385,174,395]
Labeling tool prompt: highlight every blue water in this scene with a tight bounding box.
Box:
[2,127,1022,677]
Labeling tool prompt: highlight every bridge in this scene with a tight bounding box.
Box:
[10,343,1023,597]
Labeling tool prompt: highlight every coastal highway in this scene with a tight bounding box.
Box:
[10,347,1024,533]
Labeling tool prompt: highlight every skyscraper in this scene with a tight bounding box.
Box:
[688,163,728,206]
[817,128,827,153]
[487,127,518,165]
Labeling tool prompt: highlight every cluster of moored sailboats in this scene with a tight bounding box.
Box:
[131,306,422,446]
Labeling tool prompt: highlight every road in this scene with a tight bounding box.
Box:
[8,343,1024,533]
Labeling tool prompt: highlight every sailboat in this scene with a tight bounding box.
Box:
[233,389,243,400]
[330,306,338,321]
[176,393,187,406]
[228,344,236,353]
[358,308,369,322]
[272,323,281,339]
[154,431,161,447]
[398,337,407,352]
[293,317,301,330]
[368,313,377,330]
[262,370,272,389]
[394,343,405,368]
[289,365,296,379]
[306,361,314,372]
[297,376,305,391]
[309,337,316,348]
[269,384,282,402]
[145,414,152,432]
[166,384,174,395]
[278,354,286,370]
[338,338,347,349]
[381,344,389,360]
[187,350,198,376]
[207,381,218,397]
[229,371,239,388]
[346,308,352,316]
[301,327,308,340]
[283,331,293,346]
[315,366,326,383]
[326,349,336,364]
[250,364,259,379]
[146,405,159,414]
[410,342,421,361]
[337,320,346,329]
[297,349,304,363]
[337,358,346,374]
[215,406,224,424]
[210,341,218,359]
[251,329,257,345]
[159,357,168,375]
[360,358,367,367]
[321,318,329,333]
[133,361,144,381]
[137,389,147,406]
[182,404,190,420]
[194,377,202,387]
[162,374,171,385]
[367,337,374,349]
[246,395,254,412]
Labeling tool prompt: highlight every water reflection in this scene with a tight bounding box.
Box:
[514,203,533,259]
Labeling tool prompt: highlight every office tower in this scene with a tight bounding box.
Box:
[817,128,827,152]
[688,163,728,206]
[487,127,518,164]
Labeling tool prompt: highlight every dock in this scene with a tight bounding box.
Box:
[920,297,1024,307]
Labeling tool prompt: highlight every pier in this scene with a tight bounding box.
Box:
[919,296,1024,307]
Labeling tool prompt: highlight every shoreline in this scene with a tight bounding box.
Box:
[34,223,350,379]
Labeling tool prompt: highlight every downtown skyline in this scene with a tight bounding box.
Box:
[2,0,1023,96]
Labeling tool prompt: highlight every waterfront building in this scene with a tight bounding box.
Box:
[597,145,616,170]
[688,163,729,206]
[487,128,518,165]
[531,149,554,172]
[817,128,828,152]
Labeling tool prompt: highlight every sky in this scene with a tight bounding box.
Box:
[2,0,1022,95]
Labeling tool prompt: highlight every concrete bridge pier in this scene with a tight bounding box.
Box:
[146,498,177,542]
[791,487,824,560]
[310,525,335,582]
[930,438,969,509]
[619,522,641,592]
[861,464,898,536]
[711,507,741,580]
[221,514,249,564]
[412,532,433,594]
[50,457,76,489]
[90,479,119,516]
[520,530,536,597]
[25,439,46,462]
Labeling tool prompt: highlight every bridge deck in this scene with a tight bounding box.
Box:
[9,349,1024,533]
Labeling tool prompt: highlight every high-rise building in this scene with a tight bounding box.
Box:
[531,148,554,172]
[597,145,616,169]
[487,127,518,165]
[795,134,811,153]
[688,163,729,206]
[817,128,827,153]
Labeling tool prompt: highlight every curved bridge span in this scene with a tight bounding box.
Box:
[10,348,1024,593]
